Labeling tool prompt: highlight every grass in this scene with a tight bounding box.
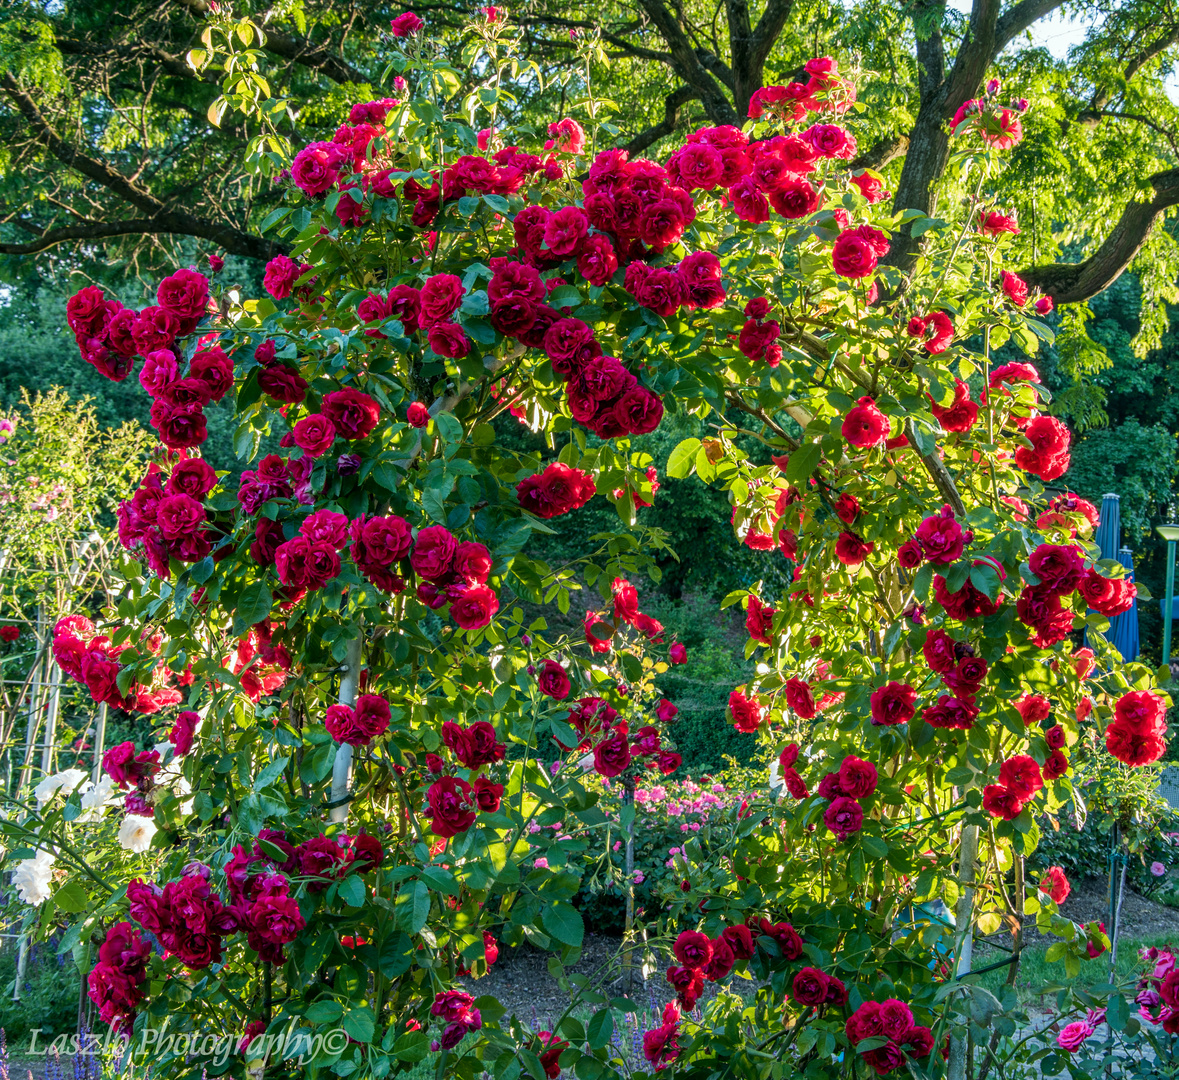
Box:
[969,933,1178,1004]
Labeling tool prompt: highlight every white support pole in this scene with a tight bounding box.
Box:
[946,821,980,1080]
[18,606,46,795]
[91,702,108,785]
[40,660,61,778]
[328,633,364,825]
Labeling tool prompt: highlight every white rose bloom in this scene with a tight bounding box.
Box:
[768,759,784,793]
[117,814,157,854]
[34,768,91,809]
[78,776,117,822]
[12,850,55,905]
[154,740,174,760]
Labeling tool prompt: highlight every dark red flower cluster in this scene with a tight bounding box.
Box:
[929,378,978,432]
[325,693,392,747]
[127,869,236,969]
[87,922,152,1033]
[1077,566,1136,616]
[844,999,933,1074]
[738,296,781,365]
[790,965,849,1009]
[516,462,596,518]
[982,754,1043,820]
[1036,492,1099,533]
[1015,542,1085,646]
[410,525,498,629]
[815,754,876,839]
[642,1002,682,1069]
[53,616,183,715]
[747,57,854,122]
[1105,690,1167,767]
[228,622,291,703]
[907,311,954,355]
[66,271,215,397]
[426,775,500,837]
[118,456,218,578]
[1014,415,1071,481]
[349,512,413,593]
[486,256,665,439]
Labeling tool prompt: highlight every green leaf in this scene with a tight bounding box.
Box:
[392,1031,430,1062]
[666,438,701,479]
[338,874,366,908]
[547,285,583,308]
[541,901,584,947]
[253,755,290,792]
[232,580,273,636]
[343,1006,375,1044]
[861,835,889,859]
[400,880,430,933]
[305,1000,344,1024]
[51,879,88,913]
[786,442,822,482]
[586,1009,613,1050]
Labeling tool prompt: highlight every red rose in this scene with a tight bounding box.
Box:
[841,396,889,447]
[291,141,346,197]
[1113,690,1166,734]
[257,366,309,405]
[471,777,503,812]
[449,585,499,628]
[1027,543,1086,595]
[292,414,336,457]
[791,967,830,1007]
[427,322,470,357]
[721,924,755,960]
[727,689,762,732]
[150,400,207,449]
[428,777,476,837]
[1106,718,1166,767]
[832,226,888,278]
[537,659,572,700]
[516,463,596,518]
[411,525,457,580]
[785,677,817,719]
[156,268,209,320]
[672,930,712,970]
[453,542,492,584]
[419,274,465,324]
[999,754,1043,800]
[982,783,1024,820]
[543,206,589,257]
[1000,270,1028,306]
[930,378,977,431]
[322,388,380,440]
[1039,865,1070,904]
[835,531,874,565]
[1078,568,1136,616]
[838,755,878,797]
[155,494,205,540]
[190,346,233,400]
[275,537,340,590]
[576,235,618,286]
[406,402,430,428]
[934,575,1001,620]
[1014,416,1071,481]
[824,796,863,839]
[769,178,821,219]
[593,730,632,777]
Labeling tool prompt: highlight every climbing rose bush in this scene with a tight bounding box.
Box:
[9,10,1170,1080]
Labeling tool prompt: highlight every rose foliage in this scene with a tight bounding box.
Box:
[8,11,1172,1080]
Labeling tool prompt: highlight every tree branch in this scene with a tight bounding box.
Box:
[1019,167,1179,303]
[994,0,1066,53]
[635,0,739,124]
[624,85,698,154]
[851,134,910,171]
[0,73,284,261]
[174,0,368,83]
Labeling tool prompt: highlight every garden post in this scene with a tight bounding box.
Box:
[90,702,107,784]
[328,631,363,825]
[946,821,979,1080]
[17,605,45,795]
[622,774,636,994]
[40,658,61,777]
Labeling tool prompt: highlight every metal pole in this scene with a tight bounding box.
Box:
[1164,539,1176,666]
[328,632,364,825]
[946,821,980,1080]
[18,606,46,795]
[91,702,108,784]
[40,660,61,778]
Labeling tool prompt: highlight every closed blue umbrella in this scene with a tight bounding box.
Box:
[1094,494,1121,561]
[1110,546,1139,662]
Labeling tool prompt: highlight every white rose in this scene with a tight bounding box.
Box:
[78,776,117,822]
[768,759,784,793]
[117,814,157,854]
[11,850,55,905]
[33,768,91,809]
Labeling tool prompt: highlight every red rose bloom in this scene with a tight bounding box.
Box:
[593,730,632,777]
[729,689,763,732]
[832,225,888,278]
[841,396,889,448]
[1000,270,1029,306]
[791,967,830,1007]
[292,414,336,458]
[870,681,916,725]
[838,755,878,798]
[537,659,572,700]
[998,754,1043,800]
[930,379,978,432]
[1014,416,1071,481]
[419,274,465,325]
[428,777,476,837]
[1039,865,1070,904]
[785,677,817,719]
[982,783,1024,820]
[835,531,874,565]
[1078,568,1136,615]
[322,389,380,440]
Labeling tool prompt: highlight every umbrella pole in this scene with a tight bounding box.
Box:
[1163,537,1176,666]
